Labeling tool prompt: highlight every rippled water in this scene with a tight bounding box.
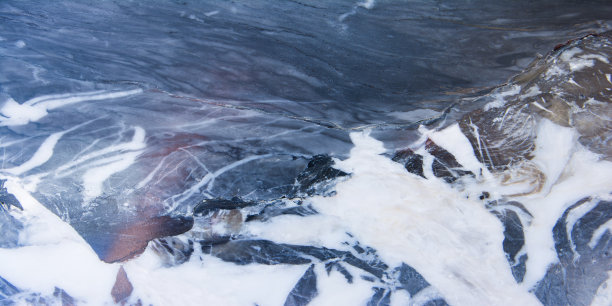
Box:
[1,1,611,305]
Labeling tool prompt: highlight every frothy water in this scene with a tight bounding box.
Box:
[1,1,612,305]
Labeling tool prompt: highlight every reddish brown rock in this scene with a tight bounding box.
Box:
[103,215,193,263]
[111,266,133,304]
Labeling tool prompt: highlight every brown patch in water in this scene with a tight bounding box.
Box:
[111,266,133,304]
[103,215,193,263]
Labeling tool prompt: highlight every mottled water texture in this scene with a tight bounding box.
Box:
[1,0,612,305]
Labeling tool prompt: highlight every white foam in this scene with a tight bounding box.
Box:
[339,0,376,23]
[357,0,376,9]
[426,124,489,178]
[483,85,521,111]
[82,151,143,201]
[557,47,608,72]
[2,120,94,176]
[80,126,146,201]
[520,147,612,288]
[560,47,583,62]
[125,248,305,306]
[2,96,611,305]
[246,213,350,248]
[309,264,374,305]
[592,272,612,306]
[529,119,577,195]
[309,131,541,306]
[569,58,595,72]
[204,10,219,17]
[0,89,142,126]
[520,85,542,99]
[388,109,442,122]
[2,132,64,176]
[589,219,612,249]
[0,97,48,126]
[0,180,118,304]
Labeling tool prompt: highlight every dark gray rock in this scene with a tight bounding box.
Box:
[0,180,22,211]
[193,198,257,216]
[292,155,348,197]
[53,287,75,306]
[392,149,425,178]
[367,287,391,306]
[0,209,22,249]
[392,140,474,183]
[534,197,612,306]
[284,264,317,306]
[0,276,20,304]
[425,139,474,183]
[491,208,528,282]
[395,263,431,296]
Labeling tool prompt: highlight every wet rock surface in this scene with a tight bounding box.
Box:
[459,31,612,172]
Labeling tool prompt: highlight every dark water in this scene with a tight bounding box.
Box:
[2,0,611,124]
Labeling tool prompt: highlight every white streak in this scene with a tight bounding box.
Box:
[172,154,274,209]
[78,126,146,201]
[82,151,142,202]
[55,126,146,176]
[589,219,612,249]
[3,133,63,176]
[2,120,94,176]
[357,0,376,9]
[531,101,554,114]
[484,85,521,111]
[0,89,142,126]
